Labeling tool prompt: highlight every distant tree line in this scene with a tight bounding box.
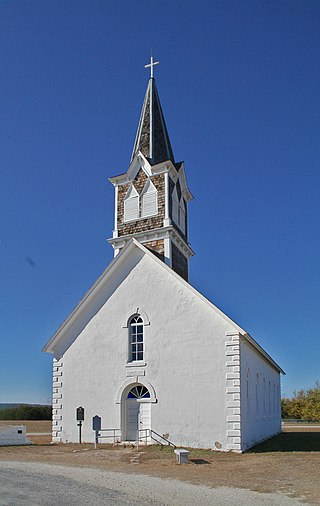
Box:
[282,383,320,421]
[0,404,52,420]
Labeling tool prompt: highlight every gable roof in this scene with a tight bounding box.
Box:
[43,239,284,374]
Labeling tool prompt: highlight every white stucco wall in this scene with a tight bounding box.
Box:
[56,248,236,449]
[240,340,281,451]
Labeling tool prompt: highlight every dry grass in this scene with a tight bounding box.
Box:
[0,420,51,434]
[0,423,319,504]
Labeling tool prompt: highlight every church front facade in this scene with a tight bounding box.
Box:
[43,60,284,452]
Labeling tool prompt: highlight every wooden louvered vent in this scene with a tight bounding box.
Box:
[141,180,158,218]
[124,184,139,222]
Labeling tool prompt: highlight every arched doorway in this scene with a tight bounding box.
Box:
[122,384,151,441]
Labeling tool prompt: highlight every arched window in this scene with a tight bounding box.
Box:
[129,315,144,362]
[127,385,150,398]
[124,184,139,222]
[255,373,259,416]
[246,368,250,418]
[141,179,158,218]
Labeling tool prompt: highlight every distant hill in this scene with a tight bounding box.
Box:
[0,403,52,420]
[0,403,21,410]
[0,403,49,410]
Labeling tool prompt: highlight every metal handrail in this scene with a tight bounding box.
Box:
[98,428,122,445]
[150,429,176,448]
[137,428,176,449]
[95,427,176,448]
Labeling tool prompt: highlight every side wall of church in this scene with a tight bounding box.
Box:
[57,250,235,449]
[240,341,281,451]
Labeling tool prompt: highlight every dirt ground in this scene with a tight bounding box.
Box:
[0,421,319,505]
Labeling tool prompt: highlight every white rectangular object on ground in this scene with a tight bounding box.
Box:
[174,448,189,464]
[0,425,30,446]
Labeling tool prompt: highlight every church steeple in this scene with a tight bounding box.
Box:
[131,77,175,165]
[108,58,194,281]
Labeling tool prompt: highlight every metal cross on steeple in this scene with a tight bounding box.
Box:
[145,55,159,79]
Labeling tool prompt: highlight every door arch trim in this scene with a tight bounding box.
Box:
[115,378,157,404]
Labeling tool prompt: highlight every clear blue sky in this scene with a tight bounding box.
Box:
[1,0,319,403]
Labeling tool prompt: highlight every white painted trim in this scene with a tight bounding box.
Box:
[178,164,193,201]
[163,172,171,226]
[109,161,193,205]
[170,232,193,258]
[164,237,172,267]
[115,378,157,404]
[150,79,153,159]
[113,185,118,235]
[122,308,151,327]
[108,225,194,258]
[125,361,147,368]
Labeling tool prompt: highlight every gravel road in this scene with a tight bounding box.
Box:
[0,461,305,505]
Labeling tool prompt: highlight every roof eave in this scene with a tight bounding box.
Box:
[241,332,286,375]
[42,240,139,355]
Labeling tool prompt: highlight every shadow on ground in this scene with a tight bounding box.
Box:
[249,431,320,453]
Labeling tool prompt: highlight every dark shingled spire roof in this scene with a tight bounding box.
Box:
[131,78,175,165]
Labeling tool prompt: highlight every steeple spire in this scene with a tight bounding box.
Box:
[131,59,175,165]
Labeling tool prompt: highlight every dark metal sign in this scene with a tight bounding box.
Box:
[76,406,84,421]
[92,415,101,431]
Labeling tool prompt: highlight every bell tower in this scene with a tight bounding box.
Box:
[108,58,194,281]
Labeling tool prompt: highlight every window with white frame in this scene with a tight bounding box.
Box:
[129,315,144,362]
[141,179,158,218]
[172,186,186,233]
[124,184,139,222]
[246,368,250,418]
[255,373,259,416]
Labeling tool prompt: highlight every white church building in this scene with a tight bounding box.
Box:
[43,59,284,452]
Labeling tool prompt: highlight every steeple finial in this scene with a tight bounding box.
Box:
[145,55,159,79]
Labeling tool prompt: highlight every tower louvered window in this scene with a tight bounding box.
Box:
[172,186,186,234]
[172,186,179,225]
[124,184,139,222]
[141,179,158,218]
[179,198,186,234]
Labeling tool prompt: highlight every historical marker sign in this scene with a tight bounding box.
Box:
[92,415,101,431]
[76,406,84,421]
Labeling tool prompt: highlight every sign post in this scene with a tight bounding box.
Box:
[92,415,101,449]
[76,406,85,444]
